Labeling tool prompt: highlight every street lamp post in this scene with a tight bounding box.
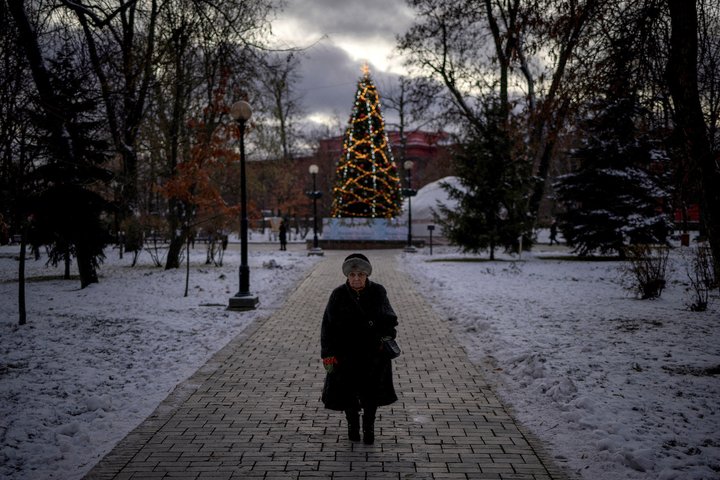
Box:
[427,225,435,255]
[228,100,259,310]
[403,160,417,253]
[307,164,324,256]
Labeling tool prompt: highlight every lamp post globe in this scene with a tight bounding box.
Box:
[307,164,324,256]
[230,100,252,123]
[403,160,417,252]
[228,100,259,310]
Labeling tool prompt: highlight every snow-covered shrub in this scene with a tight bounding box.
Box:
[684,244,716,311]
[621,244,670,299]
[119,217,144,266]
[140,214,170,267]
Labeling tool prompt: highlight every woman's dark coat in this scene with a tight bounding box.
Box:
[320,280,398,411]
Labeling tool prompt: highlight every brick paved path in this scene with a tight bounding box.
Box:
[85,250,570,480]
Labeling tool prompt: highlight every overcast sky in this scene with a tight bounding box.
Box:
[270,0,417,133]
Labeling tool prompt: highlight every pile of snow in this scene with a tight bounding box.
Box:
[401,243,719,480]
[0,244,320,479]
[401,175,462,238]
[401,175,461,221]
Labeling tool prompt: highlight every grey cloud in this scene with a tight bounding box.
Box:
[296,43,402,126]
[278,0,413,132]
[283,0,414,38]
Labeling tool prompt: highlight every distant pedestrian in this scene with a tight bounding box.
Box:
[320,253,399,444]
[549,218,559,246]
[279,220,287,251]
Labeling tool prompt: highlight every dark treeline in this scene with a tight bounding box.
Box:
[1,0,308,291]
[397,0,719,276]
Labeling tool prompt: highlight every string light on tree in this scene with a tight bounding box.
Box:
[331,64,402,218]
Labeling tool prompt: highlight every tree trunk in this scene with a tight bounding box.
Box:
[165,197,184,269]
[184,234,191,297]
[165,233,184,270]
[64,249,71,279]
[666,0,720,286]
[76,244,98,288]
[19,235,27,326]
[120,149,139,215]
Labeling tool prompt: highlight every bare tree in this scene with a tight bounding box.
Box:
[254,51,305,161]
[141,0,274,269]
[0,0,34,241]
[697,0,720,153]
[382,76,436,161]
[397,0,602,225]
[0,0,34,325]
[522,0,601,224]
[61,0,161,219]
[666,0,720,286]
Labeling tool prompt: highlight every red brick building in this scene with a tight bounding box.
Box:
[246,130,455,231]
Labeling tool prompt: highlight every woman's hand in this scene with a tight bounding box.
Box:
[322,356,338,373]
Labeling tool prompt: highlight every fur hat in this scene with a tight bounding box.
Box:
[342,253,372,276]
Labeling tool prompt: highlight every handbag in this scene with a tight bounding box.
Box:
[382,338,401,360]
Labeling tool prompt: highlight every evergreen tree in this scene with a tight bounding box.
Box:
[438,102,532,259]
[27,46,113,288]
[331,67,402,218]
[554,95,672,256]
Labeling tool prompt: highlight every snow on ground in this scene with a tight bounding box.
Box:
[0,241,320,480]
[400,240,719,480]
[1,234,719,480]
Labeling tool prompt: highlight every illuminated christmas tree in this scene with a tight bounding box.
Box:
[331,66,402,218]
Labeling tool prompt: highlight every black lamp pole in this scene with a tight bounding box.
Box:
[311,170,319,248]
[307,164,324,256]
[228,101,259,310]
[403,160,417,252]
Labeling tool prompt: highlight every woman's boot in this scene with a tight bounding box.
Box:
[362,408,376,445]
[345,410,360,441]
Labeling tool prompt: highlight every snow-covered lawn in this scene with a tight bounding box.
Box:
[401,242,719,480]
[1,238,718,480]
[0,243,320,479]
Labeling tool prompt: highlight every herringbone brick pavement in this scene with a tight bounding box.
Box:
[84,250,571,480]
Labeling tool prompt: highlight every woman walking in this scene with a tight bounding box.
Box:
[320,253,399,444]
